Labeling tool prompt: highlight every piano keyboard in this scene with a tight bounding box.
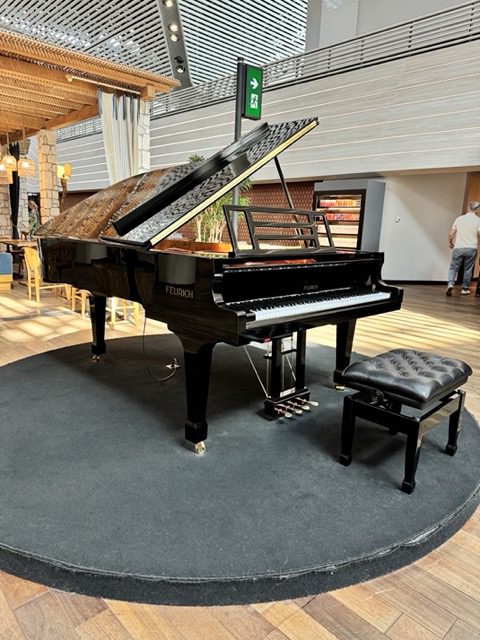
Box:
[226,287,391,325]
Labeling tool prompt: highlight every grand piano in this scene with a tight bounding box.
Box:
[36,118,403,451]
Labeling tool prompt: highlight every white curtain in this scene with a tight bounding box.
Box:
[99,91,139,184]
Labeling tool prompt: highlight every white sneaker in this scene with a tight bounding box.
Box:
[461,288,471,295]
[446,286,453,296]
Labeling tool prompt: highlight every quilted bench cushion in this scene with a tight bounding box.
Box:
[342,349,472,408]
[0,252,12,275]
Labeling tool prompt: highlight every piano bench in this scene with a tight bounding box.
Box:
[339,349,472,493]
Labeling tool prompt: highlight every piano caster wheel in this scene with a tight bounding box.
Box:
[193,441,206,455]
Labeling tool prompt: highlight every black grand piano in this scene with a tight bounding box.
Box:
[36,118,403,451]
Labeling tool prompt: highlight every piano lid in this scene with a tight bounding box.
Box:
[36,117,318,248]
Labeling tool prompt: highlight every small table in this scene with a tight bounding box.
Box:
[0,238,37,248]
[0,238,37,277]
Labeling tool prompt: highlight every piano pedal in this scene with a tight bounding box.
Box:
[276,405,293,418]
[300,399,318,407]
[91,354,102,362]
[335,384,346,391]
[286,401,303,415]
[265,390,314,419]
[296,400,311,411]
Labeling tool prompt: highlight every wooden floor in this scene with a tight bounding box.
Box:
[0,283,479,640]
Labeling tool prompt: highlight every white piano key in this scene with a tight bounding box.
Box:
[247,291,391,326]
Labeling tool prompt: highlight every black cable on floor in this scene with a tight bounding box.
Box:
[141,312,181,382]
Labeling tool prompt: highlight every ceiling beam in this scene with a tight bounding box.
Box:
[140,84,156,101]
[3,104,100,143]
[0,110,46,131]
[0,128,37,145]
[1,84,94,111]
[1,96,68,118]
[44,103,99,131]
[0,56,97,97]
[0,76,97,105]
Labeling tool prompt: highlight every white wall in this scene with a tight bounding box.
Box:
[356,0,468,35]
[318,0,359,48]
[380,173,467,281]
[307,0,470,49]
[58,39,480,187]
[146,41,480,181]
[54,31,480,283]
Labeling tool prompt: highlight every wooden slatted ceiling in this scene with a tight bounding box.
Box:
[0,27,179,143]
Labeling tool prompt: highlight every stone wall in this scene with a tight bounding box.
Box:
[38,129,59,223]
[0,185,10,236]
[0,181,31,237]
[19,180,29,233]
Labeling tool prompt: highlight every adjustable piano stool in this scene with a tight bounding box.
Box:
[339,349,472,493]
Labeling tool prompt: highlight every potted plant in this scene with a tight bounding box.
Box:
[190,154,251,249]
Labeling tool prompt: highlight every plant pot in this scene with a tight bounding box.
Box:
[156,240,232,253]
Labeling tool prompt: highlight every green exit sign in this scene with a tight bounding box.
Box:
[243,64,263,120]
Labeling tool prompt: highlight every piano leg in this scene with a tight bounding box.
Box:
[179,338,215,452]
[334,320,356,387]
[89,295,107,359]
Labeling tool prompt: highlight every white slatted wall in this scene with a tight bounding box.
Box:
[148,40,480,180]
[56,40,480,189]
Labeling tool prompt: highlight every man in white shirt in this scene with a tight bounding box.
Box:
[446,201,480,296]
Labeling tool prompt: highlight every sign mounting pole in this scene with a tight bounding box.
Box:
[232,57,246,208]
[232,58,263,206]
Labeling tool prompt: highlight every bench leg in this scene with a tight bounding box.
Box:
[446,389,465,456]
[388,401,402,435]
[339,395,356,466]
[402,420,423,494]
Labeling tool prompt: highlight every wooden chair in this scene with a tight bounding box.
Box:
[70,287,89,318]
[106,297,141,328]
[23,247,66,303]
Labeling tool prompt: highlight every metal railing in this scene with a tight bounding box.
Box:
[57,1,480,141]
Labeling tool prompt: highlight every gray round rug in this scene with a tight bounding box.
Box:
[0,335,478,604]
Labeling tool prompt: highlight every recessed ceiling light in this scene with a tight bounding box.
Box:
[176,65,185,74]
[169,33,179,42]
[168,22,179,33]
[163,0,174,7]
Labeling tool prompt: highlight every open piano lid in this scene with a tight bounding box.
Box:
[36,118,318,249]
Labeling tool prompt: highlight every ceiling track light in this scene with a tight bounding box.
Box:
[174,55,185,74]
[160,1,190,87]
